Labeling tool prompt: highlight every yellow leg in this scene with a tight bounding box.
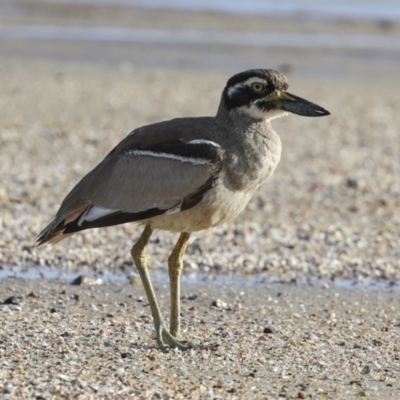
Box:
[168,232,191,338]
[131,225,189,351]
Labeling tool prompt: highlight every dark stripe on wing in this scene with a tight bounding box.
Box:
[181,175,217,211]
[63,207,168,233]
[124,140,222,164]
[61,174,220,234]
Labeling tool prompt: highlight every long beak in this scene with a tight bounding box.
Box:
[267,91,330,117]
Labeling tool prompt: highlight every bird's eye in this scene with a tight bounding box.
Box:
[251,82,266,93]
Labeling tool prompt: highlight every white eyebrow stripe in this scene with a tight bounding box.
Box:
[126,149,211,165]
[227,77,269,97]
[227,83,244,97]
[188,139,221,148]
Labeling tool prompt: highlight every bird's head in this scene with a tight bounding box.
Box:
[222,69,330,121]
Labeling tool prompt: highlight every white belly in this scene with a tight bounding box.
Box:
[147,181,255,233]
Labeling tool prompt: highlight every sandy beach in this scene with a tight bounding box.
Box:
[1,2,400,398]
[1,277,399,399]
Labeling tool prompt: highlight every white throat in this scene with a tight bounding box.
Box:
[236,103,288,121]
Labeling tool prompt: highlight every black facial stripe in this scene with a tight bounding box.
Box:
[224,86,274,111]
[226,69,289,91]
[223,68,289,110]
[255,100,274,112]
[224,86,256,110]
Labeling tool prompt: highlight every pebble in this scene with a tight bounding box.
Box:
[211,299,228,309]
[71,275,103,286]
[2,296,23,305]
[263,327,274,334]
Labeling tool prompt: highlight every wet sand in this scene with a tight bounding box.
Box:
[1,277,399,399]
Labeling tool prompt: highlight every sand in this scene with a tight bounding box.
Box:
[1,2,400,399]
[1,278,399,399]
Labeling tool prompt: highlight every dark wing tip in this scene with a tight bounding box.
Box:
[314,107,330,117]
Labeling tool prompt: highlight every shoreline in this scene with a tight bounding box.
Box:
[1,2,399,79]
[1,264,400,293]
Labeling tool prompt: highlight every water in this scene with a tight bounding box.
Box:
[1,1,399,77]
[1,264,398,291]
[1,25,398,52]
[0,25,398,51]
[43,0,400,21]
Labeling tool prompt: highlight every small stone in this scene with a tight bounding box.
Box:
[3,295,22,305]
[121,352,132,359]
[3,387,12,394]
[58,374,73,382]
[211,299,227,309]
[297,391,307,399]
[346,178,359,188]
[129,275,141,285]
[27,292,38,298]
[263,327,274,334]
[71,275,103,286]
[361,365,371,375]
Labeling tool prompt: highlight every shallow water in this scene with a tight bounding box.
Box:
[1,25,399,52]
[1,264,398,292]
[37,0,400,21]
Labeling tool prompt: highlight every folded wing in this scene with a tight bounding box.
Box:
[36,139,223,244]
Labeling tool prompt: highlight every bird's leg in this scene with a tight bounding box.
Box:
[168,232,191,339]
[131,225,189,351]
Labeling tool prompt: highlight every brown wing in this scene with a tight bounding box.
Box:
[36,119,223,244]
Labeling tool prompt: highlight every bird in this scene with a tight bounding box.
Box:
[36,69,330,350]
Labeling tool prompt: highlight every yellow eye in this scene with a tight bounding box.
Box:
[251,82,266,93]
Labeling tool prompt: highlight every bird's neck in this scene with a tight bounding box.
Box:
[216,99,266,132]
[215,102,282,192]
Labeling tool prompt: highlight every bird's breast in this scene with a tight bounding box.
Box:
[222,129,282,192]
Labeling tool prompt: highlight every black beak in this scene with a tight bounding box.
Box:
[267,91,330,117]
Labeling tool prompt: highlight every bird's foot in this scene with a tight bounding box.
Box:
[155,324,219,351]
[155,323,192,351]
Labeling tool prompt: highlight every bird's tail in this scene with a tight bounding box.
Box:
[35,206,88,246]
